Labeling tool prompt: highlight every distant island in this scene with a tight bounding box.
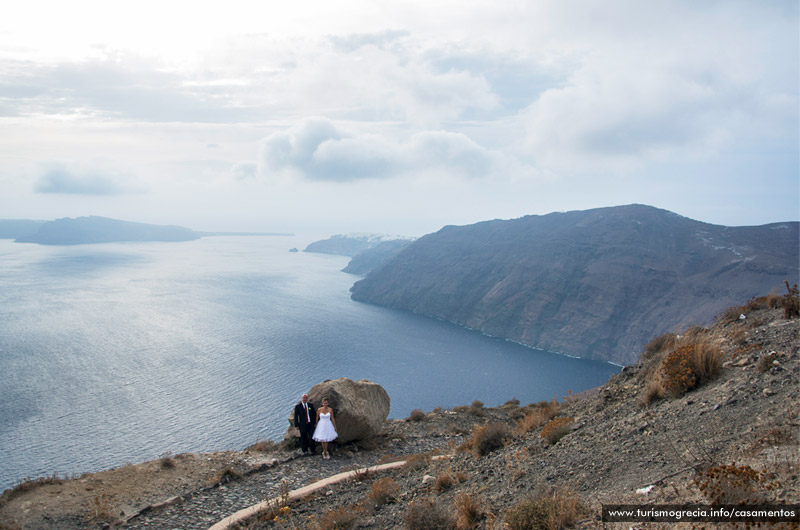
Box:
[350,204,800,365]
[304,233,415,275]
[4,216,292,245]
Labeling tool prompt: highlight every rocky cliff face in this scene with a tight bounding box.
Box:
[350,205,799,365]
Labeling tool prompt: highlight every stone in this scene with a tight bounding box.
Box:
[285,378,390,444]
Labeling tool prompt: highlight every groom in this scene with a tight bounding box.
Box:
[293,393,316,455]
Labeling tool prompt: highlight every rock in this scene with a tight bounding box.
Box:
[422,475,435,485]
[285,378,390,444]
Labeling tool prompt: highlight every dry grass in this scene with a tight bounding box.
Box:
[540,417,574,445]
[403,452,431,472]
[639,326,726,402]
[504,488,585,530]
[407,409,425,422]
[367,477,399,505]
[312,504,364,530]
[460,422,512,457]
[454,491,484,529]
[468,400,485,416]
[404,497,456,530]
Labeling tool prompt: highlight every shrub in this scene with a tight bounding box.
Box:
[407,409,425,422]
[403,453,430,471]
[405,498,456,530]
[691,342,725,383]
[540,417,574,445]
[504,489,584,530]
[695,463,778,505]
[642,332,677,361]
[469,400,485,416]
[159,456,176,469]
[782,281,800,318]
[516,409,549,434]
[767,292,781,309]
[659,342,725,397]
[502,398,521,409]
[368,477,399,505]
[315,504,363,530]
[454,491,484,529]
[434,470,456,492]
[660,345,698,396]
[471,422,511,456]
[638,377,664,407]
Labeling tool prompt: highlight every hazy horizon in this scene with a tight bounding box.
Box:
[1,1,797,236]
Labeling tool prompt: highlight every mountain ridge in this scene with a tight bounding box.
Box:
[350,204,799,365]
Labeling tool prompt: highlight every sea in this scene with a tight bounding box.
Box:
[0,235,619,490]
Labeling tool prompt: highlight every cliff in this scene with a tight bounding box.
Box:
[350,204,799,365]
[341,239,414,275]
[15,216,201,245]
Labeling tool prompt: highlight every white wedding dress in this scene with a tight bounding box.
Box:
[312,412,338,442]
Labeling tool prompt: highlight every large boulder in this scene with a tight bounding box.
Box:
[284,378,390,444]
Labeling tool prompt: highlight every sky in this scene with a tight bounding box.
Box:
[1,0,797,237]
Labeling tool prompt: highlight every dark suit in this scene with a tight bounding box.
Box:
[293,401,316,453]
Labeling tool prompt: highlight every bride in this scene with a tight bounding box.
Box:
[312,397,338,459]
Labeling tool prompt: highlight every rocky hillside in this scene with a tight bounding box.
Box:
[2,295,797,529]
[341,239,414,275]
[350,204,799,365]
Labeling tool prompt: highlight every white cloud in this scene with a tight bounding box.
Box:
[34,162,138,195]
[255,118,508,182]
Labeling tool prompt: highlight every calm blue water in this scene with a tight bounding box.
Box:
[0,236,618,490]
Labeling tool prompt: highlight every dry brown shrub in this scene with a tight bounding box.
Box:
[434,470,456,492]
[660,345,698,396]
[85,493,115,524]
[695,463,778,505]
[767,292,782,309]
[516,409,550,434]
[468,400,485,416]
[505,448,530,481]
[691,342,725,383]
[782,282,800,318]
[405,498,456,530]
[638,376,664,408]
[313,504,363,530]
[407,409,425,422]
[403,453,430,471]
[368,477,399,505]
[540,417,574,445]
[504,488,585,530]
[470,422,512,456]
[454,491,484,529]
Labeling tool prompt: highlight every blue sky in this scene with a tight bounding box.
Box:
[1,0,797,236]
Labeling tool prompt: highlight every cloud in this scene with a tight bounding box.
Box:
[34,163,135,195]
[515,1,799,175]
[255,117,506,182]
